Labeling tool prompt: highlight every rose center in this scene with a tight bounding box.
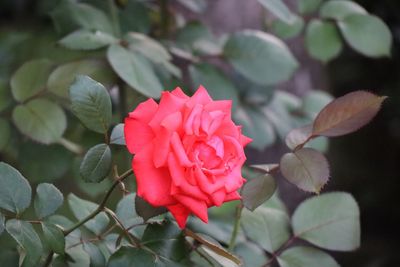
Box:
[192,136,224,169]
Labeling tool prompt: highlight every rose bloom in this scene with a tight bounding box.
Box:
[124,86,251,228]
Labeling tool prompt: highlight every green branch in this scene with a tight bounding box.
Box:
[228,203,243,251]
[63,168,133,236]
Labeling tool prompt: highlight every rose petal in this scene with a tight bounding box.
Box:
[167,203,190,228]
[223,165,244,193]
[184,104,203,135]
[200,111,212,134]
[174,195,208,223]
[168,154,208,201]
[153,127,171,168]
[205,100,232,118]
[215,120,240,140]
[133,143,176,206]
[210,189,226,206]
[223,135,246,165]
[208,111,225,136]
[240,134,252,146]
[149,91,187,131]
[171,87,190,99]
[224,191,241,202]
[171,132,193,167]
[161,111,182,132]
[194,166,225,194]
[128,98,158,122]
[207,136,224,159]
[186,85,213,108]
[124,117,154,154]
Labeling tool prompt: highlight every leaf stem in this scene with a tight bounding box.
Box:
[43,252,54,267]
[104,207,142,247]
[263,235,298,267]
[228,203,243,251]
[63,168,133,236]
[108,0,121,37]
[159,0,169,38]
[58,137,84,155]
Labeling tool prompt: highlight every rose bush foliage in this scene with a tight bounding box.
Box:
[0,0,392,266]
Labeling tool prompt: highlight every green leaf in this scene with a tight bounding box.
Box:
[277,246,340,267]
[48,59,116,98]
[301,90,334,118]
[83,242,106,267]
[0,82,13,112]
[5,219,43,267]
[125,32,171,63]
[142,221,187,261]
[0,250,19,267]
[224,30,298,86]
[70,75,112,134]
[189,63,240,109]
[338,14,392,57]
[116,193,142,229]
[110,123,125,145]
[0,118,11,152]
[262,92,300,139]
[0,162,31,214]
[68,193,109,235]
[135,195,167,222]
[257,0,296,24]
[176,22,215,53]
[0,213,4,235]
[292,192,360,251]
[187,217,239,245]
[108,246,155,267]
[304,136,329,152]
[242,174,276,211]
[298,0,322,14]
[59,29,117,50]
[12,98,67,144]
[119,2,150,34]
[50,0,113,35]
[80,144,112,183]
[234,105,276,150]
[34,183,64,219]
[57,246,91,267]
[319,0,367,20]
[10,59,53,102]
[234,242,269,267]
[42,222,66,255]
[241,207,290,253]
[19,143,73,183]
[270,16,304,40]
[186,232,242,266]
[312,91,386,137]
[280,148,329,193]
[107,44,163,98]
[47,215,82,246]
[306,20,343,62]
[175,0,207,13]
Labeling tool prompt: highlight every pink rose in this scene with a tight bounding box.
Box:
[124,86,251,228]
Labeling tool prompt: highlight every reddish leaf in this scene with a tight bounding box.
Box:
[312,91,386,137]
[250,164,279,173]
[242,174,276,211]
[285,125,312,150]
[280,148,329,193]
